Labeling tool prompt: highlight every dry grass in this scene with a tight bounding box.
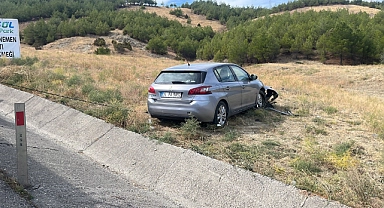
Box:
[2,5,383,207]
[125,6,226,32]
[246,61,384,207]
[272,5,382,17]
[20,42,183,124]
[7,43,382,207]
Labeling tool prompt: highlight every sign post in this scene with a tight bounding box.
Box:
[14,103,29,187]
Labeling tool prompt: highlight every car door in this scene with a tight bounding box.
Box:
[214,66,242,114]
[230,65,258,109]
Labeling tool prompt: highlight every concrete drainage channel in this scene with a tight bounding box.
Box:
[0,84,348,208]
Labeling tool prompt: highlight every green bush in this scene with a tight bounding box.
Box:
[46,70,66,82]
[113,43,125,53]
[146,37,167,55]
[104,104,129,128]
[223,130,239,142]
[178,38,197,60]
[66,75,82,87]
[88,89,122,104]
[81,84,96,95]
[5,73,24,85]
[86,103,129,128]
[112,40,132,53]
[225,143,258,171]
[127,121,150,134]
[93,38,106,46]
[291,158,322,174]
[94,47,110,55]
[180,117,201,140]
[334,141,354,156]
[0,57,39,66]
[262,140,281,148]
[154,132,177,144]
[123,41,132,50]
[170,8,183,17]
[323,106,338,114]
[10,57,39,66]
[213,50,225,62]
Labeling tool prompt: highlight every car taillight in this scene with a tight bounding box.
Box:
[148,86,155,94]
[188,86,212,95]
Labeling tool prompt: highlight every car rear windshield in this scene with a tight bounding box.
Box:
[155,71,206,84]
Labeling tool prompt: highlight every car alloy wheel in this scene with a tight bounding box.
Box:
[256,91,266,108]
[214,101,228,127]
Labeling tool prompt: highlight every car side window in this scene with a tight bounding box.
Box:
[230,65,250,82]
[214,66,236,82]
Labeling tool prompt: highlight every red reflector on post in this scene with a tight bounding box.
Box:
[16,112,24,126]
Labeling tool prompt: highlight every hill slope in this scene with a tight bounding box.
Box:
[126,6,226,32]
[285,4,381,17]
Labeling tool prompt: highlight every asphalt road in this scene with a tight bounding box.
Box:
[0,116,181,208]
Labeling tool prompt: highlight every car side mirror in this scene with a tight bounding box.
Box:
[250,74,258,80]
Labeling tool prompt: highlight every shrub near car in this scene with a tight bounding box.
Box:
[147,63,278,126]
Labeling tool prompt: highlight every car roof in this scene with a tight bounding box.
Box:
[162,63,239,72]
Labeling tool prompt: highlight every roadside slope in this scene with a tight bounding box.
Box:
[0,84,347,207]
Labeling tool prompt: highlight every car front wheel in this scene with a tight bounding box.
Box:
[214,101,228,127]
[256,90,266,108]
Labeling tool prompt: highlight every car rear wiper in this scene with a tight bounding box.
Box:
[172,81,186,84]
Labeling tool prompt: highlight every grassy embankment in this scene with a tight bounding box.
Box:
[1,44,383,207]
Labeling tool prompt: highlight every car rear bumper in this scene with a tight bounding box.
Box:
[147,99,217,122]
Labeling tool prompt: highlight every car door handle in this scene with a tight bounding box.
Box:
[225,86,230,90]
[242,85,246,89]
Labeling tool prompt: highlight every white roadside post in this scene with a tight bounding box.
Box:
[14,103,29,187]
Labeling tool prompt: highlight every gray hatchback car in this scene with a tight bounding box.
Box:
[147,63,278,126]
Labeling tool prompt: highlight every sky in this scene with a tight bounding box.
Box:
[157,0,291,8]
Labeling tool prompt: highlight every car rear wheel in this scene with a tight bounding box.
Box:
[256,90,266,108]
[214,101,228,127]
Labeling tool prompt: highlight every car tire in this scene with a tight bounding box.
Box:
[214,101,228,127]
[256,90,266,109]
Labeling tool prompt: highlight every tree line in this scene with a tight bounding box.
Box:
[197,9,384,65]
[0,0,125,22]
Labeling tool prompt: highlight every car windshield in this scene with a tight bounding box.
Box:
[155,71,205,84]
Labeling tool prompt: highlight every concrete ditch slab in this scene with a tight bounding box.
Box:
[23,96,69,128]
[83,127,186,186]
[0,85,33,116]
[37,107,114,151]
